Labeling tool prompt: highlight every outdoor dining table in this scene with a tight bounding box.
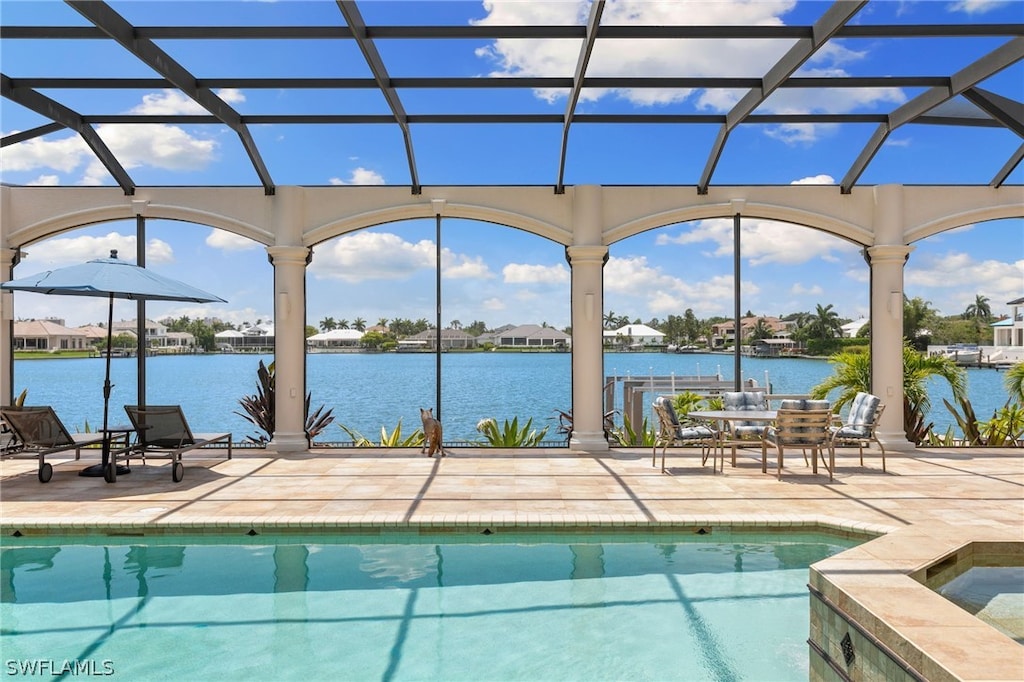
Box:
[688,410,778,468]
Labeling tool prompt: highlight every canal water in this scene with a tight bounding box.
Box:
[11,351,1011,443]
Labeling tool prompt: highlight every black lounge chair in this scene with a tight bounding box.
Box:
[124,405,232,482]
[0,406,105,482]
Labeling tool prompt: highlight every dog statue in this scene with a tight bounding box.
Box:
[420,407,446,457]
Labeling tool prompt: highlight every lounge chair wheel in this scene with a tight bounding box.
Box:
[172,462,184,483]
[104,462,117,483]
[38,462,52,483]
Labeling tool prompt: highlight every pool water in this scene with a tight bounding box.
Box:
[1,532,860,681]
[937,567,1024,644]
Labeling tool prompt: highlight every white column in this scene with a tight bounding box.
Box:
[568,185,609,452]
[267,244,310,453]
[868,185,915,452]
[0,248,17,405]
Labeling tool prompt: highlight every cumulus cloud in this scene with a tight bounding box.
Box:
[309,231,493,282]
[603,255,753,316]
[791,174,835,185]
[206,230,260,251]
[906,252,1023,313]
[329,167,386,185]
[15,232,175,273]
[482,297,507,311]
[656,217,858,265]
[2,89,226,184]
[471,0,905,143]
[503,262,569,284]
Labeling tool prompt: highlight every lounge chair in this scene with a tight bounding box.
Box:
[829,392,886,472]
[652,396,718,473]
[123,405,232,482]
[0,406,105,482]
[762,401,833,481]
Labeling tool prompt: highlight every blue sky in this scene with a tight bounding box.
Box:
[1,0,1022,331]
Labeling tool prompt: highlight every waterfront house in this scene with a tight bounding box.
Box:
[12,319,89,351]
[604,323,665,349]
[307,328,364,349]
[711,317,792,348]
[404,328,476,351]
[992,296,1024,348]
[496,324,571,349]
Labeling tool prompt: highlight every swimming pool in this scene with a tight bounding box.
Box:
[1,531,861,681]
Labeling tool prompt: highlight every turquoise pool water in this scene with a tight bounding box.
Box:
[1,531,861,681]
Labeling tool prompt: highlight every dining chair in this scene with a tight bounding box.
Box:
[829,392,886,472]
[762,401,834,481]
[651,396,718,473]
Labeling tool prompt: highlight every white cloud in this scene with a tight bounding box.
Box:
[329,167,386,185]
[16,233,176,269]
[656,217,858,265]
[27,174,60,186]
[949,0,1007,14]
[482,297,507,311]
[206,230,260,251]
[471,0,904,143]
[603,255,749,317]
[791,174,835,185]
[791,282,824,295]
[502,262,569,284]
[906,252,1023,314]
[309,231,493,283]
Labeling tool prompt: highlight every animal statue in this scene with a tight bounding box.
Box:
[420,407,446,457]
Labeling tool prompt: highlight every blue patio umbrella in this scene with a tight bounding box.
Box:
[1,250,226,481]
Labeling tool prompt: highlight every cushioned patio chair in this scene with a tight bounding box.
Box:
[123,405,232,482]
[652,396,718,473]
[719,390,770,465]
[762,401,833,481]
[0,406,105,482]
[829,392,886,472]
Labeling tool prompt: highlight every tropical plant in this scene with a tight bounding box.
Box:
[669,391,722,424]
[979,403,1024,446]
[339,419,424,448]
[476,416,549,447]
[352,317,367,332]
[235,360,335,445]
[747,317,774,342]
[1004,362,1024,404]
[806,303,843,342]
[608,413,657,447]
[319,316,337,332]
[810,343,966,443]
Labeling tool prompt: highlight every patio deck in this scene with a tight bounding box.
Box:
[2,446,1022,680]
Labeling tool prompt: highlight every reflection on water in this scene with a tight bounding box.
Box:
[0,533,861,681]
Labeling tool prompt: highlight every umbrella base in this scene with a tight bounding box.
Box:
[79,464,131,477]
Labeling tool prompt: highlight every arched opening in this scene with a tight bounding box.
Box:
[306,218,570,447]
[8,219,271,441]
[604,214,868,445]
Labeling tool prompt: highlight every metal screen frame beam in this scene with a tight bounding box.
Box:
[335,0,421,194]
[556,0,604,194]
[66,0,277,195]
[841,36,1024,193]
[698,0,867,194]
[0,74,135,194]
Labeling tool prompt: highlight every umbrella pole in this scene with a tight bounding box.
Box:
[101,292,113,468]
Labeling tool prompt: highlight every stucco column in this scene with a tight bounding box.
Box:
[0,248,17,405]
[267,245,310,453]
[568,185,609,452]
[868,184,915,452]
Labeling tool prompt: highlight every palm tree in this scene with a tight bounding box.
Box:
[1005,362,1024,404]
[377,317,389,328]
[747,317,773,342]
[319,316,336,332]
[811,343,966,440]
[603,310,619,330]
[450,319,462,330]
[337,319,350,330]
[352,317,366,332]
[963,294,992,322]
[806,303,842,342]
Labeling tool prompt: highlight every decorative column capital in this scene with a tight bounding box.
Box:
[865,244,914,265]
[266,245,311,266]
[566,245,608,265]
